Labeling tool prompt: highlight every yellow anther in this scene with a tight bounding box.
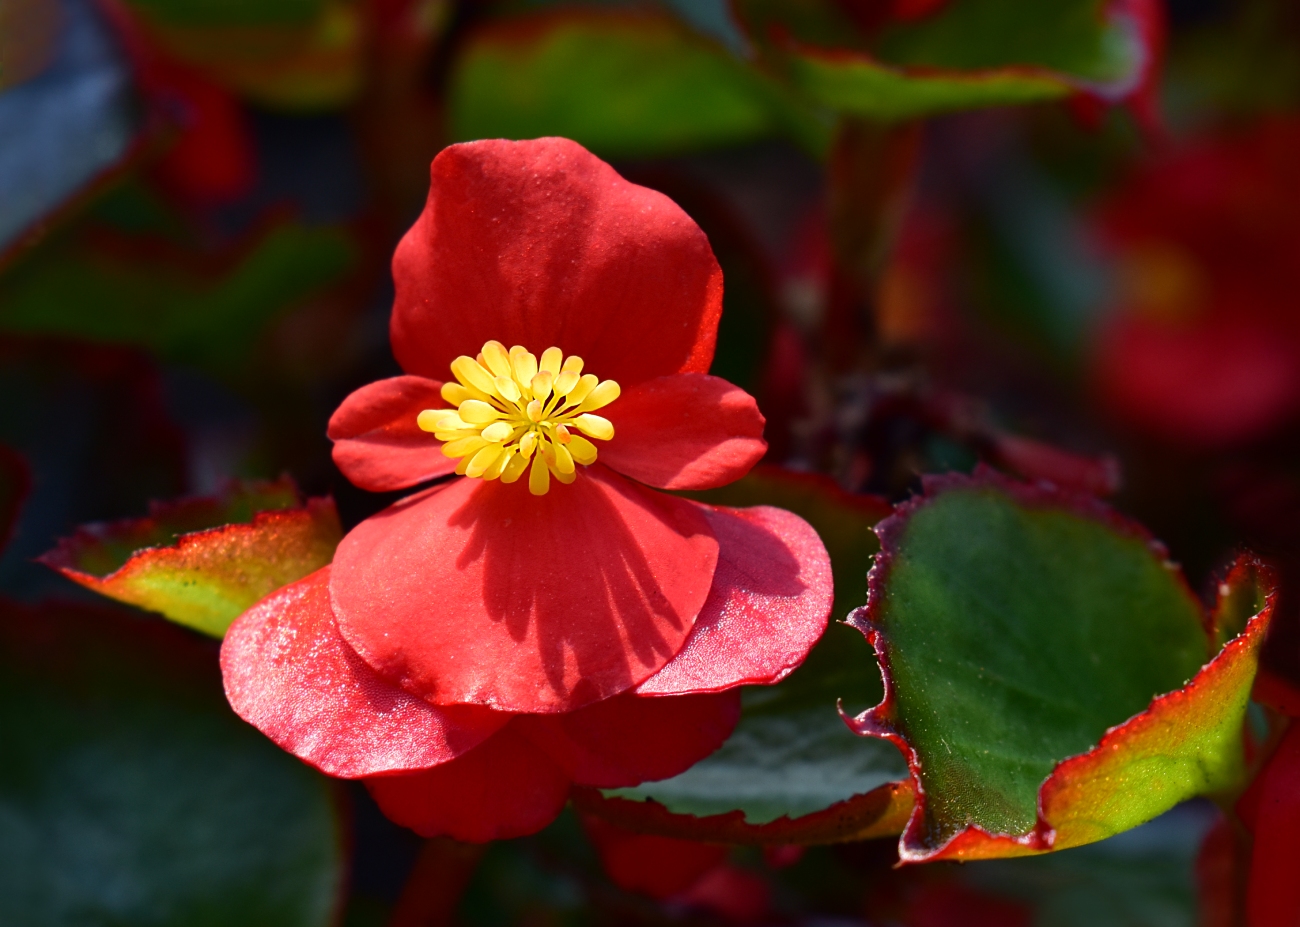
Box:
[568,435,597,464]
[465,443,503,478]
[552,442,575,475]
[422,341,619,494]
[528,452,550,495]
[566,374,598,407]
[451,356,496,395]
[494,376,522,403]
[581,380,620,411]
[510,346,538,385]
[481,341,512,378]
[573,414,614,441]
[530,371,553,402]
[481,421,514,443]
[443,435,488,459]
[458,400,500,424]
[539,346,563,376]
[554,370,580,396]
[441,382,474,406]
[501,451,529,483]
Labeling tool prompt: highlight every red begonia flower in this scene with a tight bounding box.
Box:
[1089,119,1300,446]
[221,137,832,842]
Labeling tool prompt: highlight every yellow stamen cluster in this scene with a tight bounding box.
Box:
[417,341,620,496]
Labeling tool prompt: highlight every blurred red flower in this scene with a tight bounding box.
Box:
[220,138,833,841]
[1090,119,1300,446]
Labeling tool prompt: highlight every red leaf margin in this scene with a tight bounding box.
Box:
[571,778,915,846]
[39,477,342,637]
[845,470,1276,863]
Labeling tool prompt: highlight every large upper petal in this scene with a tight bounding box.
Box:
[390,138,723,388]
[600,374,767,491]
[637,505,832,696]
[327,376,456,492]
[331,466,719,714]
[515,689,742,789]
[365,724,571,843]
[220,566,508,779]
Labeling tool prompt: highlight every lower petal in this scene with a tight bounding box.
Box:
[636,505,832,696]
[516,689,741,789]
[220,566,508,779]
[365,724,571,842]
[600,374,767,491]
[328,376,457,492]
[331,466,719,714]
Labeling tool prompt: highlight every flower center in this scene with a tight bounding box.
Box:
[417,341,619,496]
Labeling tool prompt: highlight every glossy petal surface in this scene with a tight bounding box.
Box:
[594,469,908,843]
[327,375,456,492]
[365,724,571,843]
[637,504,831,695]
[518,690,741,789]
[331,466,718,713]
[390,137,722,388]
[221,566,509,779]
[600,374,767,491]
[40,478,341,637]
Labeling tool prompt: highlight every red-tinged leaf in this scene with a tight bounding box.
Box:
[579,467,912,845]
[574,779,915,847]
[39,477,341,637]
[736,0,1152,121]
[847,472,1274,862]
[447,10,829,160]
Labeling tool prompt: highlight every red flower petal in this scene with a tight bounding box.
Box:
[1244,724,1300,926]
[221,566,508,778]
[516,689,741,789]
[331,466,719,714]
[582,815,727,900]
[327,376,457,492]
[637,505,832,696]
[390,138,722,388]
[366,723,571,842]
[599,374,767,491]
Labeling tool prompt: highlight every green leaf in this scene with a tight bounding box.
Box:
[739,0,1145,121]
[873,0,1137,84]
[0,600,344,925]
[849,472,1271,861]
[122,0,325,27]
[585,468,911,844]
[448,10,831,159]
[39,477,342,637]
[0,221,356,371]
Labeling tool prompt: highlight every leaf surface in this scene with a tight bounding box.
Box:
[40,477,341,637]
[739,0,1147,120]
[848,472,1271,861]
[0,221,356,371]
[448,10,830,159]
[0,600,344,926]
